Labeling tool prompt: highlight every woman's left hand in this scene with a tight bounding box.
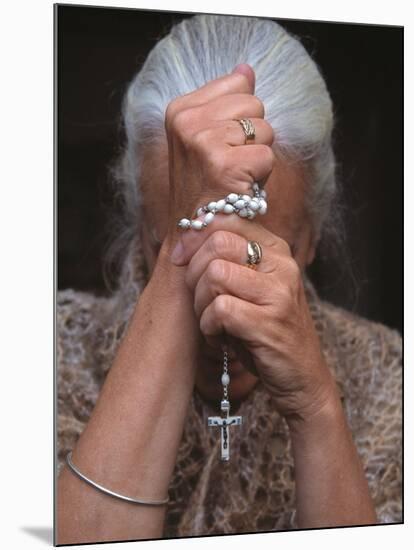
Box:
[171,214,339,425]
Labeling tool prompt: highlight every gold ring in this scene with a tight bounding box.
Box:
[246,240,262,269]
[236,118,255,145]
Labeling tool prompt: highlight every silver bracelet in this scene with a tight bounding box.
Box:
[65,451,170,506]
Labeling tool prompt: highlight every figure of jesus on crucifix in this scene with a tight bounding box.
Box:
[208,398,242,461]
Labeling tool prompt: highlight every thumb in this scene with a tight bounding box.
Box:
[232,63,255,94]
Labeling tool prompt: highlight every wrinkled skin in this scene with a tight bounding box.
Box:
[138,64,337,421]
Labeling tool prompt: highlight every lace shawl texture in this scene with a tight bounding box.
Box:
[57,247,402,535]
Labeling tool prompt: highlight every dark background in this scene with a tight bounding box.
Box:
[57,5,403,333]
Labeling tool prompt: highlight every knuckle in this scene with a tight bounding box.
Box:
[272,236,291,256]
[259,145,275,171]
[167,107,196,143]
[285,257,301,282]
[165,100,175,125]
[213,294,232,319]
[165,99,176,124]
[250,95,265,117]
[275,286,292,319]
[172,108,191,133]
[210,231,233,257]
[208,148,227,173]
[191,128,213,155]
[277,257,301,299]
[206,258,230,285]
[165,99,181,129]
[206,151,230,184]
[263,121,275,145]
[271,257,301,321]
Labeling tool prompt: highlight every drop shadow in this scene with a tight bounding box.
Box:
[21,526,54,545]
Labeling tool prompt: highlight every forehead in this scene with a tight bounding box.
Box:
[140,140,169,188]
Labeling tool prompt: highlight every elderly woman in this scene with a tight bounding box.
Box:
[56,14,402,545]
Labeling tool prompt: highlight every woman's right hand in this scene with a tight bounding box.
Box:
[163,64,275,240]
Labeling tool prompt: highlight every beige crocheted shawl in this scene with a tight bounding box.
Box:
[56,242,402,536]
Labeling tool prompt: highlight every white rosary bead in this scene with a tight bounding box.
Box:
[221,372,230,386]
[203,212,215,225]
[223,204,235,214]
[258,199,267,215]
[178,218,191,229]
[215,199,227,211]
[249,198,259,211]
[234,199,246,210]
[179,183,268,232]
[226,193,238,204]
[191,220,204,230]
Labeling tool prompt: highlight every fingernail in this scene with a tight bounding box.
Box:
[171,239,184,264]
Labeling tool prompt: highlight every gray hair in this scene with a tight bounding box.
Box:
[110,14,337,281]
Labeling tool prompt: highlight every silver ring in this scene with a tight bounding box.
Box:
[246,240,262,269]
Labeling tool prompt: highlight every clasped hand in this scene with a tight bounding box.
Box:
[164,64,337,425]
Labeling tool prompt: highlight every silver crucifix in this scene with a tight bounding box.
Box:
[208,398,242,461]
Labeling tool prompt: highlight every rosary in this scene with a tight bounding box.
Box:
[207,346,242,461]
[178,180,266,460]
